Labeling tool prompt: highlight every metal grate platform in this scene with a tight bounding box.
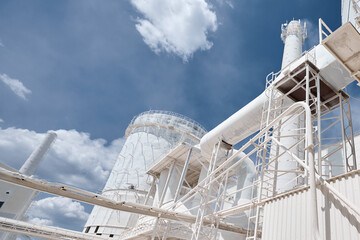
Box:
[274,60,349,112]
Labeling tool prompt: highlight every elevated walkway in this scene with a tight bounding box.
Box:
[322,22,360,84]
[146,142,206,186]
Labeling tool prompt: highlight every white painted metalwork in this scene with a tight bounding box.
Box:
[200,31,356,162]
[262,170,360,240]
[1,9,360,240]
[161,147,192,240]
[0,167,247,235]
[318,18,333,43]
[322,22,360,84]
[0,216,107,240]
[197,43,357,239]
[191,140,221,240]
[1,131,57,240]
[19,131,57,176]
[277,20,307,193]
[342,0,360,31]
[85,111,206,238]
[281,20,307,69]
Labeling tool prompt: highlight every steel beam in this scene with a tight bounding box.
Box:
[0,167,247,235]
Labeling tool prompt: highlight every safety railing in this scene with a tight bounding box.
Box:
[319,18,333,42]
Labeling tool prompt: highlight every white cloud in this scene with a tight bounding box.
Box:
[131,0,218,61]
[28,197,89,229]
[0,74,32,100]
[0,127,124,192]
[0,118,3,123]
[29,217,53,226]
[0,127,125,232]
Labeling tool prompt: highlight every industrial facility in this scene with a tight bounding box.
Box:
[0,0,360,239]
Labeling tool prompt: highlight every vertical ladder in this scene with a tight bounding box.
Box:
[191,141,221,240]
[246,77,277,240]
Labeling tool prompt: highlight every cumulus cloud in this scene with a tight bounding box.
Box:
[0,128,124,192]
[0,118,4,123]
[0,127,124,232]
[131,0,218,61]
[28,197,89,230]
[29,217,53,226]
[0,74,32,100]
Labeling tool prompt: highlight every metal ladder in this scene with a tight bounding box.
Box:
[246,73,284,240]
[191,141,221,240]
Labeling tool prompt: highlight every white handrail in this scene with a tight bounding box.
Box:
[319,18,333,42]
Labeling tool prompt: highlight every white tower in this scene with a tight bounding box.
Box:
[276,20,307,192]
[281,20,307,69]
[83,111,206,238]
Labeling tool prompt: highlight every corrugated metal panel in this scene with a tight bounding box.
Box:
[262,170,360,239]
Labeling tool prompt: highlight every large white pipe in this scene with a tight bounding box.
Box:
[200,92,268,159]
[19,131,57,176]
[200,31,356,161]
[276,20,307,192]
[200,21,306,161]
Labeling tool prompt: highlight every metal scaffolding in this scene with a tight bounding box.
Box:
[168,56,358,240]
[0,19,359,240]
[245,57,357,239]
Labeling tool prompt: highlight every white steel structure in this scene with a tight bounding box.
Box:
[20,131,57,176]
[342,0,360,32]
[276,20,307,193]
[281,20,307,69]
[1,2,360,240]
[84,111,207,238]
[0,131,57,240]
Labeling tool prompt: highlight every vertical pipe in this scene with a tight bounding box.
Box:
[305,64,310,185]
[316,75,322,176]
[272,127,280,196]
[265,87,278,196]
[305,64,320,240]
[339,95,349,172]
[305,103,320,240]
[346,100,357,169]
[305,64,310,106]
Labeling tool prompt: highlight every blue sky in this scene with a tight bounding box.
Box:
[0,0,343,139]
[0,0,359,235]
